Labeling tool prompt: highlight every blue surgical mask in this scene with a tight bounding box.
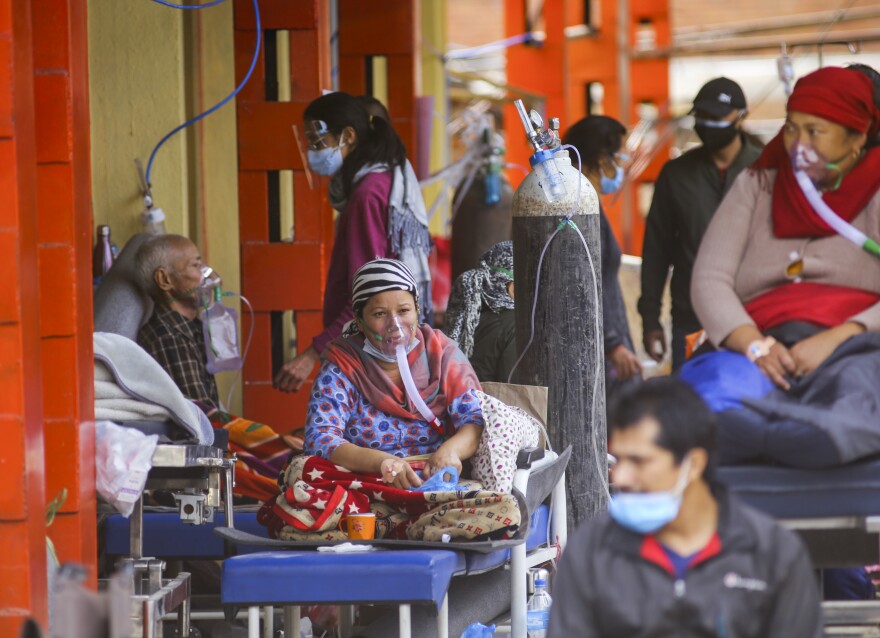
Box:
[307,143,344,176]
[600,164,625,195]
[608,456,692,534]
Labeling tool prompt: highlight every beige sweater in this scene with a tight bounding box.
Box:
[691,169,880,346]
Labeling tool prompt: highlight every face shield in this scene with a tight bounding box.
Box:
[292,124,317,190]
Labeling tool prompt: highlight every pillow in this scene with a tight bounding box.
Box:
[471,390,542,493]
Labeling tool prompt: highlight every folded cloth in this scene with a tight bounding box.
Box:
[93,332,213,444]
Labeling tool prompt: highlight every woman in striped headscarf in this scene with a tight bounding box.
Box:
[304,258,484,489]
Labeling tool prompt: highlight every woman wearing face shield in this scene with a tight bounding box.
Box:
[561,116,643,398]
[274,92,432,394]
[303,258,484,489]
[687,65,880,467]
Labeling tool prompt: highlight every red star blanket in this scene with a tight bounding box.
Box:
[257,455,521,542]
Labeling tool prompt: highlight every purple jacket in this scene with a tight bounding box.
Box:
[312,171,393,353]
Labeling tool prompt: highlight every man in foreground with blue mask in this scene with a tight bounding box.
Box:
[548,377,821,637]
[639,77,762,371]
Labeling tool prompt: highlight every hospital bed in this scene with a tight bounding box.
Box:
[719,459,880,632]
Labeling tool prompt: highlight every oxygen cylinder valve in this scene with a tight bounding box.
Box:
[514,99,568,203]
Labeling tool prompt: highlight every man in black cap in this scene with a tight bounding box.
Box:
[638,77,763,370]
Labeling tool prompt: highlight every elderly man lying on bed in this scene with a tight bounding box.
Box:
[135,234,301,501]
[259,258,539,541]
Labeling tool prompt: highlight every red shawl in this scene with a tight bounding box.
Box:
[745,282,880,332]
[322,324,481,426]
[750,67,880,238]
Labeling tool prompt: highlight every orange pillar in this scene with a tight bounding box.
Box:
[0,0,95,632]
[235,0,333,427]
[32,0,97,580]
[0,0,49,631]
[509,0,670,255]
[337,0,420,162]
[503,0,567,190]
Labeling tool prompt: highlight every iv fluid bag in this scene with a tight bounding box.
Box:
[201,302,242,373]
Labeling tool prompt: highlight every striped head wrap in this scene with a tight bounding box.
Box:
[343,258,418,332]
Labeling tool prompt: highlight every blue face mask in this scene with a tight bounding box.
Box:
[600,163,625,195]
[608,456,692,534]
[307,143,344,176]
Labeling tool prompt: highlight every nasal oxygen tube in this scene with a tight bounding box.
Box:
[794,170,880,257]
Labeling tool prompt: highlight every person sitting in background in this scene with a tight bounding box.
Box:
[548,378,821,638]
[445,241,517,383]
[562,116,642,398]
[135,234,299,501]
[685,65,880,468]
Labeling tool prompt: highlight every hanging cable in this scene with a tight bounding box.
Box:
[144,0,262,190]
[151,0,227,9]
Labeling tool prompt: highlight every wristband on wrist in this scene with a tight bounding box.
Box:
[746,336,777,362]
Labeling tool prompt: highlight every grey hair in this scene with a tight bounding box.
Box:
[135,234,191,301]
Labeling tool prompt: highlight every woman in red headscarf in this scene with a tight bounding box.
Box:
[692,65,880,388]
[686,66,880,469]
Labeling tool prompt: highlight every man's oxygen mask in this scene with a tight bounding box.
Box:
[196,265,223,308]
[196,265,243,374]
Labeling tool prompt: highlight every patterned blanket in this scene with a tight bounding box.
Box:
[258,455,521,542]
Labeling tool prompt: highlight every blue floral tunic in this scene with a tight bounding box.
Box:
[305,360,484,459]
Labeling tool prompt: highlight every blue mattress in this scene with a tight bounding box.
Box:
[104,510,266,558]
[718,458,880,519]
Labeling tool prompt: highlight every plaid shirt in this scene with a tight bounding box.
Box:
[138,303,219,408]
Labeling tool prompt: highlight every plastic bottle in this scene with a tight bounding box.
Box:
[92,225,114,286]
[140,195,167,235]
[526,576,553,637]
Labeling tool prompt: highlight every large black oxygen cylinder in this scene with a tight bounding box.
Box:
[450,174,513,282]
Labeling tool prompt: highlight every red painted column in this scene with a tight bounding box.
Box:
[0,0,95,632]
[32,0,96,579]
[0,0,49,632]
[235,0,333,427]
[337,0,420,163]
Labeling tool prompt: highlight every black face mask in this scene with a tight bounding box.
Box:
[694,124,739,152]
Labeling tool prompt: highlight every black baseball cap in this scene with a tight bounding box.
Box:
[692,77,747,118]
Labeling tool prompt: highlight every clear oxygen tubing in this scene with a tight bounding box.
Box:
[505,143,609,499]
[794,169,880,257]
[395,344,445,434]
[219,292,255,411]
[145,0,261,189]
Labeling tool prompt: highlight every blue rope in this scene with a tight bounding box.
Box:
[151,0,228,11]
[145,0,262,189]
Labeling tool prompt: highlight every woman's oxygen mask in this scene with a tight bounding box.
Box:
[790,142,845,190]
[197,265,243,374]
[790,144,880,257]
[363,314,446,436]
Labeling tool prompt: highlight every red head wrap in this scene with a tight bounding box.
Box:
[751,66,880,238]
[787,67,879,139]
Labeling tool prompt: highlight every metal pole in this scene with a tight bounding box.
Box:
[617,0,634,251]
